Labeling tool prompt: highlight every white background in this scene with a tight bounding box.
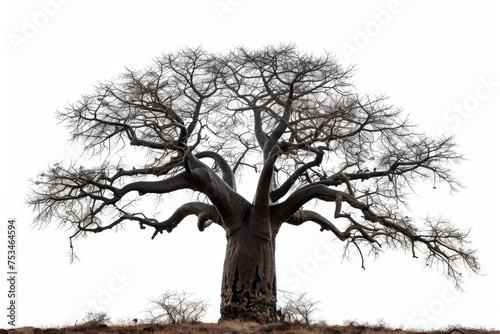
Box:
[0,0,499,330]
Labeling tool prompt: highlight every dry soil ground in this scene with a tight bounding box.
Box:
[2,321,499,334]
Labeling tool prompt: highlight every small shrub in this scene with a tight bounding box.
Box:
[83,310,110,325]
[277,290,321,325]
[144,290,209,325]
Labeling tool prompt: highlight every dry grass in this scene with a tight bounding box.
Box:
[2,321,499,334]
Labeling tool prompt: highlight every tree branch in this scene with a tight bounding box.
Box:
[284,210,349,241]
[270,147,324,202]
[195,151,236,190]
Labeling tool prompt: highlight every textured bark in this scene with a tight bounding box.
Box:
[220,209,277,323]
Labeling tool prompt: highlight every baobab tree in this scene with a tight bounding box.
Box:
[28,45,479,323]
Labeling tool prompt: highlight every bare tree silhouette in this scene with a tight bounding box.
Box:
[144,290,208,325]
[278,291,320,325]
[28,45,479,322]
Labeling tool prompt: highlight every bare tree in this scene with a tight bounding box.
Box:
[28,45,479,323]
[144,290,209,325]
[278,291,320,325]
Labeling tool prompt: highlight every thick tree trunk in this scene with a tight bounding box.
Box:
[220,210,277,323]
